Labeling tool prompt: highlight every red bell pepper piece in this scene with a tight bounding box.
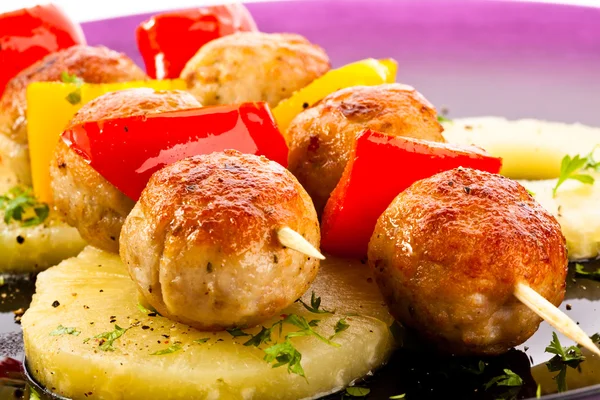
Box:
[0,4,85,97]
[136,5,257,79]
[61,102,288,201]
[321,130,502,258]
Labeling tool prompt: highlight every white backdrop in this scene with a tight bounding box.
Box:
[1,0,599,22]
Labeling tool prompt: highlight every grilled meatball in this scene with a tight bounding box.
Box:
[368,168,567,355]
[50,88,201,253]
[180,32,330,107]
[0,45,147,184]
[287,84,445,214]
[120,150,321,331]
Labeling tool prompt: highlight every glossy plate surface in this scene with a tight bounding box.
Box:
[1,1,600,399]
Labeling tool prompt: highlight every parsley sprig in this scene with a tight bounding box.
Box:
[553,147,600,197]
[545,332,586,392]
[574,263,600,281]
[484,369,523,390]
[344,387,371,397]
[84,324,128,351]
[296,291,334,314]
[151,343,182,355]
[50,325,80,336]
[0,186,49,227]
[60,71,84,105]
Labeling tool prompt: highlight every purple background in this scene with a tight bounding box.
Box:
[81,0,600,126]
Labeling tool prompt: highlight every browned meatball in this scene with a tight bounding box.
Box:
[50,88,201,253]
[368,168,567,355]
[287,83,445,214]
[120,150,321,331]
[180,32,330,107]
[0,45,147,184]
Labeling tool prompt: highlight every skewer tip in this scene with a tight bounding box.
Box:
[514,281,600,357]
[277,227,325,260]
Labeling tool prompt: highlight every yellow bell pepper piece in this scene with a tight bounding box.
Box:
[27,79,186,203]
[272,58,398,133]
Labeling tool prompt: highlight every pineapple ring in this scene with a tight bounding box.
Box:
[442,117,600,180]
[0,162,86,273]
[22,247,395,400]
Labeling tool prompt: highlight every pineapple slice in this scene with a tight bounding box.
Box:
[519,174,600,261]
[22,247,395,400]
[442,117,600,180]
[0,162,86,273]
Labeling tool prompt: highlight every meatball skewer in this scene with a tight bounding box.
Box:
[369,167,600,356]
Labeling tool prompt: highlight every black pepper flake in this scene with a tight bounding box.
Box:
[124,126,129,132]
[16,235,25,244]
[273,254,278,264]
[110,319,116,323]
[52,300,60,308]
[99,289,104,293]
[58,162,67,169]
[463,186,471,194]
[217,339,224,342]
[566,304,572,310]
[302,102,309,109]
[83,305,90,309]
[110,236,116,241]
[148,312,158,317]
[448,181,454,187]
[207,262,213,273]
[142,325,150,330]
[162,334,170,339]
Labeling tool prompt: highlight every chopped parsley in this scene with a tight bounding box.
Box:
[50,325,80,336]
[84,324,128,351]
[0,186,49,227]
[151,343,182,355]
[389,395,406,399]
[264,340,305,378]
[244,325,277,347]
[464,360,486,375]
[60,71,84,105]
[331,318,350,338]
[227,327,251,337]
[545,332,586,392]
[193,338,210,344]
[296,291,334,314]
[553,150,598,197]
[437,115,451,123]
[484,369,523,391]
[536,384,542,398]
[284,314,340,347]
[345,386,370,397]
[29,386,41,400]
[574,263,600,281]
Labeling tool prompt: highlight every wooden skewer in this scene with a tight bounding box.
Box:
[514,282,600,357]
[277,227,325,260]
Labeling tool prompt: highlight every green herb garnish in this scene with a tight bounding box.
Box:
[151,343,182,355]
[284,314,340,347]
[60,71,84,105]
[574,263,600,281]
[437,115,451,123]
[244,325,277,347]
[389,395,406,399]
[331,318,350,338]
[545,332,586,392]
[0,186,49,227]
[345,386,370,397]
[465,360,486,375]
[263,340,305,378]
[484,369,523,390]
[536,384,542,398]
[29,386,41,400]
[296,291,334,314]
[227,327,251,337]
[84,324,128,351]
[50,325,80,336]
[553,153,595,197]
